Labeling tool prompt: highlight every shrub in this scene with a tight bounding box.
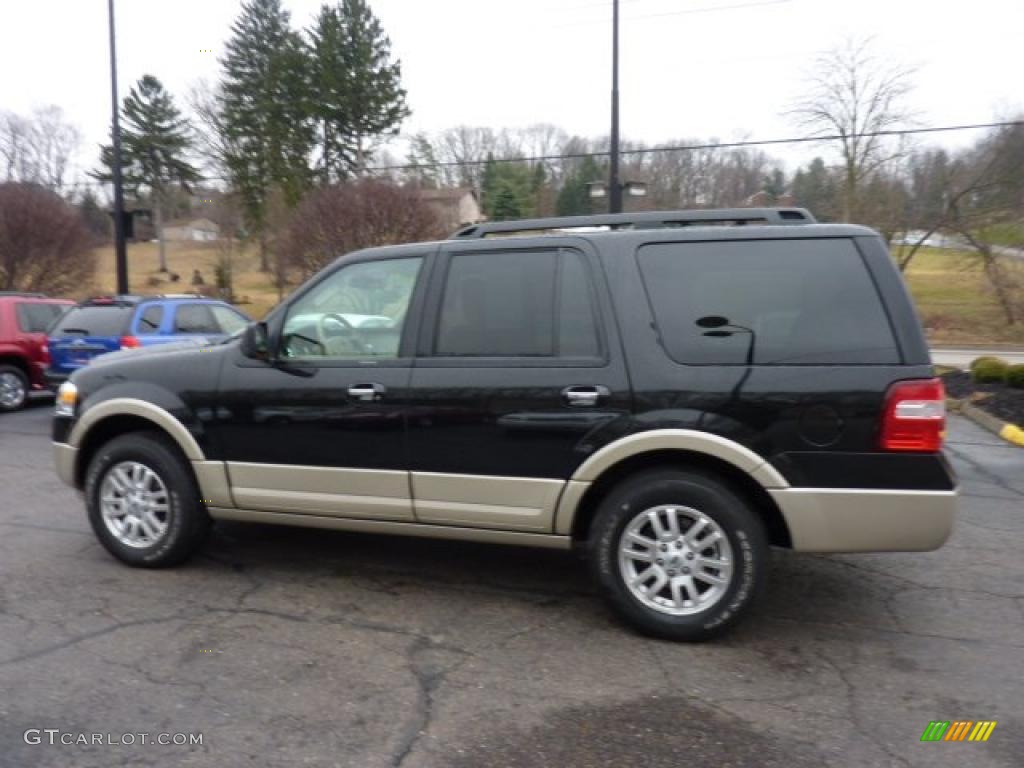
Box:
[1005,364,1024,389]
[971,356,1009,383]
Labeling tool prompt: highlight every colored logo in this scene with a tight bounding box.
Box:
[921,721,997,742]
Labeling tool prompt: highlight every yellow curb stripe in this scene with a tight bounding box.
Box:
[1000,423,1024,446]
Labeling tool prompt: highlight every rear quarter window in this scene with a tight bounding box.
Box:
[50,306,134,337]
[16,303,67,333]
[636,239,900,365]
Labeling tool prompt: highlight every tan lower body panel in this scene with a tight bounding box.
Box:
[411,472,564,532]
[225,462,413,521]
[192,461,233,508]
[208,506,572,549]
[53,442,77,488]
[769,487,957,553]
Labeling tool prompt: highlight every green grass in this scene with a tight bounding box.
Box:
[902,248,1024,345]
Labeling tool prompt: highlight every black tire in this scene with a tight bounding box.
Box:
[84,432,210,567]
[0,364,29,412]
[588,467,768,641]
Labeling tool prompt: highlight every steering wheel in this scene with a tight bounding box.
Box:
[318,313,369,355]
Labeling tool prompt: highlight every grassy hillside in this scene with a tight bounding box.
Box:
[902,248,1024,345]
[78,241,1024,345]
[88,240,283,319]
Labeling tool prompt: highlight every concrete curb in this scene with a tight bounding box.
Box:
[950,399,1024,447]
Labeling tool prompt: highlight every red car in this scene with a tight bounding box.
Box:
[0,292,73,412]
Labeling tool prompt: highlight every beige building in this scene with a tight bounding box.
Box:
[418,187,484,230]
[163,218,220,242]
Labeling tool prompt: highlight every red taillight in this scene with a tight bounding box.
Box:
[40,341,50,365]
[120,335,141,349]
[880,378,946,452]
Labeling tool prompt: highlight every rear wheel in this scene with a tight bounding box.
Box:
[0,365,29,412]
[85,432,210,567]
[588,467,768,641]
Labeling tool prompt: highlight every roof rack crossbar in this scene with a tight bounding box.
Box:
[450,208,816,239]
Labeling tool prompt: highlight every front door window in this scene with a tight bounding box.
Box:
[281,257,422,360]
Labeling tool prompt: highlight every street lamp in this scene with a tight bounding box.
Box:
[107,0,129,295]
[588,180,647,201]
[609,0,621,214]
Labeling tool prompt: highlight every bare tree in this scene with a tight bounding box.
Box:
[0,106,81,194]
[791,38,915,221]
[280,180,444,279]
[0,182,95,293]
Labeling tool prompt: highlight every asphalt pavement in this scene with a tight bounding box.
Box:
[1,398,1022,768]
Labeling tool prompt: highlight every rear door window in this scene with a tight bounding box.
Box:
[136,304,164,333]
[16,303,67,333]
[174,304,219,334]
[636,239,899,365]
[50,306,134,337]
[434,248,602,358]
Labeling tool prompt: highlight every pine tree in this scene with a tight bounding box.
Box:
[220,0,314,271]
[93,75,199,272]
[556,156,602,216]
[309,0,409,180]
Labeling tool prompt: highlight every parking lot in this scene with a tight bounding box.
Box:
[1,399,1021,768]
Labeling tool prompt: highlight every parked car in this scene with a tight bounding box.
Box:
[47,294,250,386]
[51,209,957,641]
[0,292,73,412]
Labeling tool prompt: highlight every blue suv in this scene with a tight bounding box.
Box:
[47,295,251,385]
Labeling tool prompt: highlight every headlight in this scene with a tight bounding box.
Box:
[55,381,78,418]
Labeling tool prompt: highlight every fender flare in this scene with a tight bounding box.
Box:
[554,429,789,535]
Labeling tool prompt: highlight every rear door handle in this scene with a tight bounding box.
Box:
[348,383,386,402]
[562,385,610,407]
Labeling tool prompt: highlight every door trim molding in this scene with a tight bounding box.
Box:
[226,462,413,521]
[411,471,564,532]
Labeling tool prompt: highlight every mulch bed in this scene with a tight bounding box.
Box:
[941,370,1024,426]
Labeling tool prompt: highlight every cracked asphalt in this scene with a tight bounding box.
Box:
[1,399,1022,768]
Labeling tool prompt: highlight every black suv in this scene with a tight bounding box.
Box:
[52,209,957,641]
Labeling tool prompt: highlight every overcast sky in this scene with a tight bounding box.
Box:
[2,0,1022,183]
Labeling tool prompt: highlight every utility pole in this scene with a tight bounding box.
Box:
[108,0,129,295]
[608,0,622,214]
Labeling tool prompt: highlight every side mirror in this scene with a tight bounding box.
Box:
[240,321,269,360]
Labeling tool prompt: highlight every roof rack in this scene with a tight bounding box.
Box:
[450,207,816,239]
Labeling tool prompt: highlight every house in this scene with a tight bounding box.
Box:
[418,187,484,230]
[163,218,220,242]
[744,191,796,208]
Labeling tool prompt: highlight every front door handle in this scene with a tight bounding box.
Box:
[348,383,386,402]
[562,385,610,407]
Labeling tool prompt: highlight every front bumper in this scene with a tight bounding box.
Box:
[53,442,78,489]
[769,487,957,553]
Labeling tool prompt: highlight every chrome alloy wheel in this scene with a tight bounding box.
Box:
[0,371,26,409]
[618,504,734,616]
[99,461,170,548]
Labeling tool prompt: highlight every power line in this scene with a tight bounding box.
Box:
[550,0,793,27]
[364,119,1024,173]
[69,119,1023,188]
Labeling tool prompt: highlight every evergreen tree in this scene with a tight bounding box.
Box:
[309,0,409,180]
[791,157,838,221]
[93,75,199,271]
[481,160,534,221]
[220,0,314,271]
[556,156,602,216]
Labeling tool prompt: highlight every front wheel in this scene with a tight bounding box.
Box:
[85,432,210,567]
[588,468,768,641]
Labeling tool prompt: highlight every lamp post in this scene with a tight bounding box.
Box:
[108,0,129,295]
[609,0,622,214]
